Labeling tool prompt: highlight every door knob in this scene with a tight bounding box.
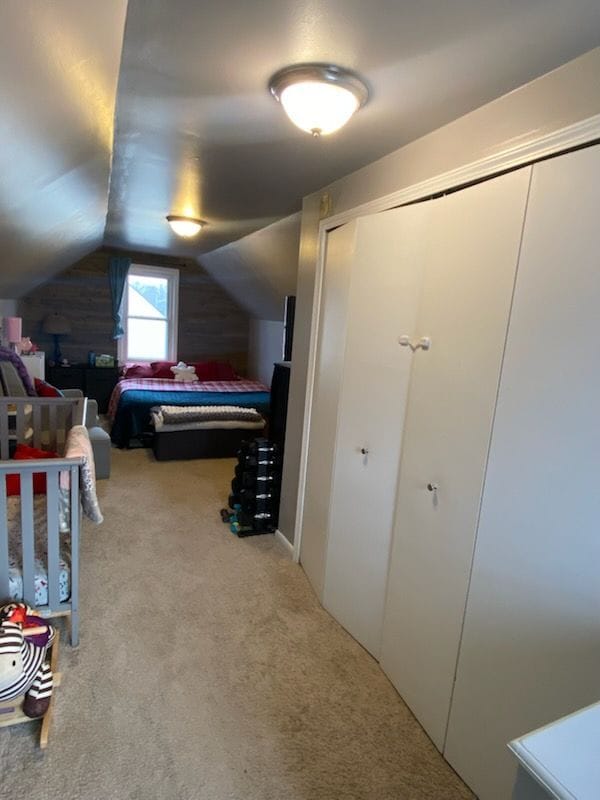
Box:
[427,483,438,492]
[360,447,369,455]
[398,335,432,351]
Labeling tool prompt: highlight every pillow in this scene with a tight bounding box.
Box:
[193,361,218,381]
[193,361,239,381]
[6,444,60,496]
[151,361,177,379]
[34,377,63,397]
[123,363,154,379]
[214,361,239,381]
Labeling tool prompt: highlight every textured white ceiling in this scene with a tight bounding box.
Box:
[104,0,600,258]
[1,1,600,303]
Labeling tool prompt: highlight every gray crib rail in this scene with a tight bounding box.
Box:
[0,458,82,604]
[0,396,86,645]
[0,396,86,459]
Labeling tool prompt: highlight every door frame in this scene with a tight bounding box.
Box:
[292,113,600,565]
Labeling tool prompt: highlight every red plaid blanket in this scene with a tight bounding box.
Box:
[108,378,269,420]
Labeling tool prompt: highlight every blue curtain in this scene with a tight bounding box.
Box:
[109,256,131,339]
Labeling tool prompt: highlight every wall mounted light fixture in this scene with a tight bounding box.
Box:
[269,63,369,137]
[166,215,206,238]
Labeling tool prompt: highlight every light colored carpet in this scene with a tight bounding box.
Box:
[0,448,473,800]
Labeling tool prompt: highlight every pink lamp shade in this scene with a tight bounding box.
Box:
[5,316,22,344]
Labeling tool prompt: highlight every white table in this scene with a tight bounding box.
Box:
[20,351,45,381]
[509,701,600,799]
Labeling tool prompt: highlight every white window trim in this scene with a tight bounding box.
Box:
[117,264,179,364]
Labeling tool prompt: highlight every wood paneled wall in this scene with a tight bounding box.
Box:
[18,249,249,373]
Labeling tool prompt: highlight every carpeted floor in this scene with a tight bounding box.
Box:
[0,448,473,800]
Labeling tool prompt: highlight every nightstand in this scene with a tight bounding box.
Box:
[47,365,119,413]
[85,367,120,414]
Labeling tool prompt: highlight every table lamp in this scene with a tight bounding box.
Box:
[42,313,71,364]
[5,317,22,353]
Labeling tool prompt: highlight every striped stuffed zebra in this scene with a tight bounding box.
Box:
[0,603,55,718]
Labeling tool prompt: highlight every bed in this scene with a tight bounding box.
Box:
[150,404,267,460]
[108,377,271,448]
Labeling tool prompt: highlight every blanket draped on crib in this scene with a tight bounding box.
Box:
[62,425,103,524]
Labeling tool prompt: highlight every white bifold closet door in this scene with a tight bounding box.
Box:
[321,203,431,658]
[300,222,357,599]
[379,167,532,749]
[444,144,600,800]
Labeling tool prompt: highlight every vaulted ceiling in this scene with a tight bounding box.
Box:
[2,1,600,313]
[0,0,127,297]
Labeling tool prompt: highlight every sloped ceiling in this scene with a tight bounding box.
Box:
[103,0,600,262]
[0,1,127,298]
[2,1,600,309]
[200,213,301,321]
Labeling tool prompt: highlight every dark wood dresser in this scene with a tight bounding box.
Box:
[47,364,120,413]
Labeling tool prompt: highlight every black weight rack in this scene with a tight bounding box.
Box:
[225,438,281,536]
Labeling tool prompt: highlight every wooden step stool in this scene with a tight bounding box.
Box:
[0,628,61,748]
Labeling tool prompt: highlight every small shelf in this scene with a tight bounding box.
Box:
[509,701,600,800]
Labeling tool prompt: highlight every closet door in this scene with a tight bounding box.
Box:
[444,145,600,800]
[380,168,532,749]
[301,222,357,599]
[322,203,430,658]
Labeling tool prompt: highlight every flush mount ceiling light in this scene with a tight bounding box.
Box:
[269,63,369,137]
[166,215,206,238]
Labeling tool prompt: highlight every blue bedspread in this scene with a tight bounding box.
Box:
[110,389,270,448]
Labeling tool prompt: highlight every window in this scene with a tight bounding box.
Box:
[118,265,179,363]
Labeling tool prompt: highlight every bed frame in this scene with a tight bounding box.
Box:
[0,396,86,646]
[153,426,266,461]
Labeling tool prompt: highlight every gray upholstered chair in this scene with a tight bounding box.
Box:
[0,361,111,479]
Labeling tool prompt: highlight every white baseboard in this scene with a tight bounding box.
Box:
[275,528,294,558]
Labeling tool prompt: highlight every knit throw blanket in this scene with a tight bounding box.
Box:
[61,425,103,524]
[151,405,264,427]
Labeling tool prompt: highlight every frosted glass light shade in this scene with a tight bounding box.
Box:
[166,215,205,238]
[280,81,360,136]
[269,63,368,137]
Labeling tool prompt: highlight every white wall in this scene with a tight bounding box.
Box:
[278,46,600,563]
[248,319,283,386]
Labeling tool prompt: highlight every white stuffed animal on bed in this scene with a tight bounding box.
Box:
[170,362,198,382]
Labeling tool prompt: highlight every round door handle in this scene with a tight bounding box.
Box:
[360,448,369,455]
[427,483,438,492]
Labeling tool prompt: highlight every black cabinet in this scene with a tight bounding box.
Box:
[47,365,119,413]
[48,365,85,391]
[269,361,291,450]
